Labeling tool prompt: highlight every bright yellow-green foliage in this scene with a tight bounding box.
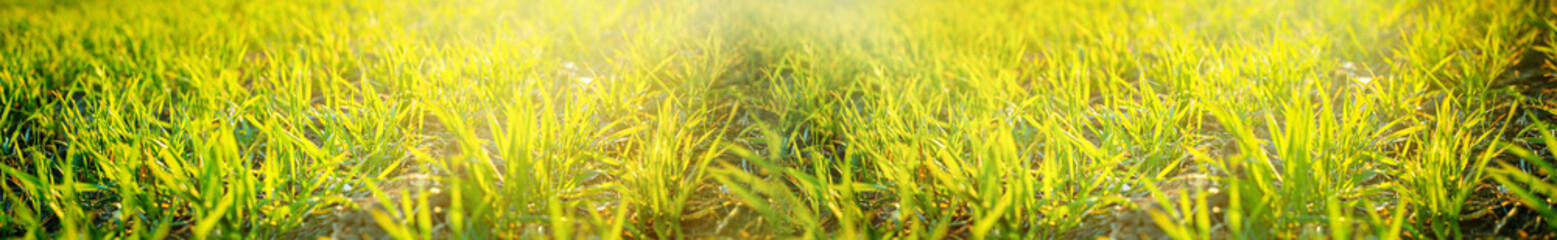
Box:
[1,0,1552,238]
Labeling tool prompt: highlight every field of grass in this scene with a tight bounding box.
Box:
[4,0,1557,238]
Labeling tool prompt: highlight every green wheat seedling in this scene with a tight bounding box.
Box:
[2,0,1555,239]
[1491,119,1557,231]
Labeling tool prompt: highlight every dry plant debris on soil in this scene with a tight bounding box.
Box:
[5,0,1557,239]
